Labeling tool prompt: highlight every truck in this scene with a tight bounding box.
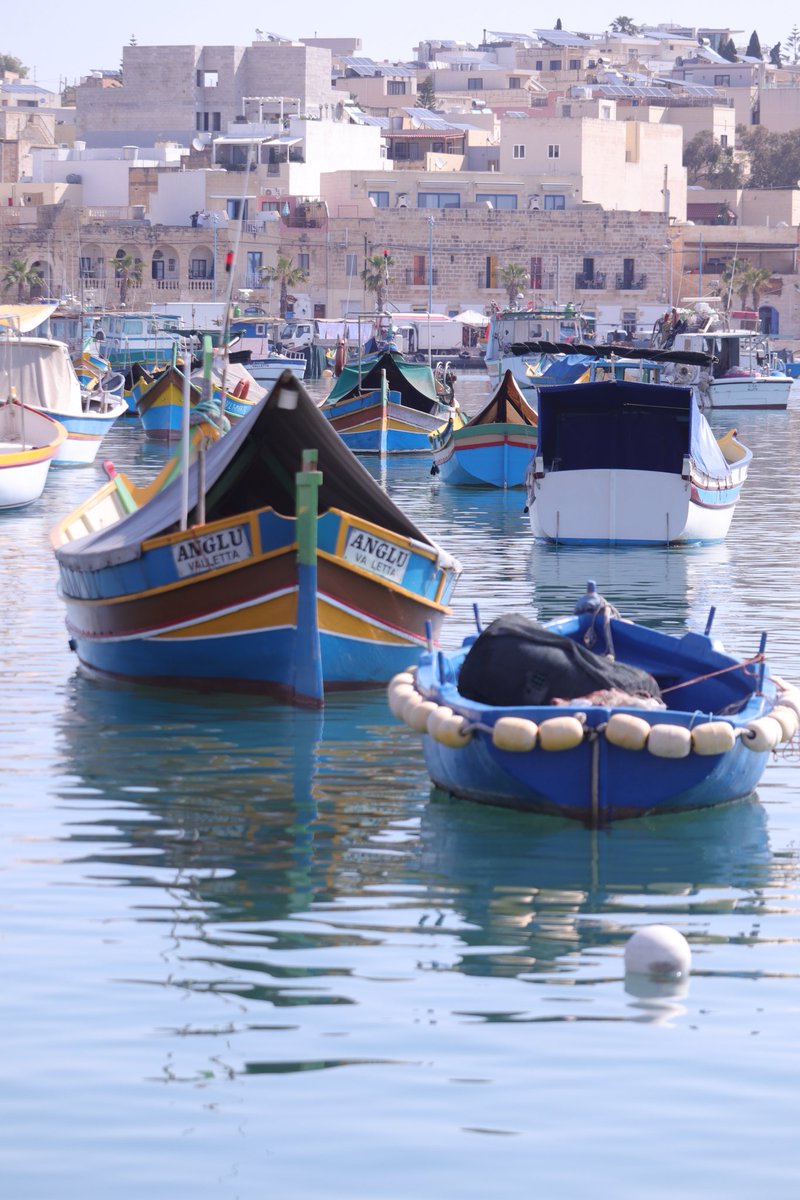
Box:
[279,313,471,360]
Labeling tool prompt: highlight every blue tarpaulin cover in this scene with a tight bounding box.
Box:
[537,380,731,479]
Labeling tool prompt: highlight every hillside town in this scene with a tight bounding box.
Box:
[3,22,800,343]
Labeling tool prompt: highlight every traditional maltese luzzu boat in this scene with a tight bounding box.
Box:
[389,584,798,824]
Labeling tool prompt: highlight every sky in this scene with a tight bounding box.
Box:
[2,2,790,93]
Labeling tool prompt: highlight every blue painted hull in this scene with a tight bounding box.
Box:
[69,623,430,695]
[435,433,537,487]
[422,710,768,822]
[51,409,125,465]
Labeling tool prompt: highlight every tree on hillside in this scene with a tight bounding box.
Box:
[361,252,394,312]
[260,255,308,318]
[555,18,563,30]
[499,263,529,308]
[746,31,762,59]
[416,76,440,111]
[3,258,43,301]
[787,25,800,63]
[738,126,800,187]
[683,130,744,187]
[610,16,639,35]
[719,37,738,63]
[0,54,28,77]
[770,42,784,66]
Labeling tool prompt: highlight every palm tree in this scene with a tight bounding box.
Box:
[2,258,44,302]
[720,258,751,309]
[747,266,773,311]
[260,255,308,318]
[610,16,639,35]
[109,253,142,305]
[361,252,394,312]
[499,263,529,308]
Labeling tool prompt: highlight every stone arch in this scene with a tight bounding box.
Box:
[151,243,180,283]
[29,259,52,299]
[188,243,214,280]
[758,304,779,336]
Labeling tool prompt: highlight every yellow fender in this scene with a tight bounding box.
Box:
[427,706,472,748]
[388,682,417,719]
[605,713,650,752]
[741,716,782,753]
[491,716,538,752]
[406,698,440,733]
[538,716,584,752]
[647,724,692,759]
[691,721,737,756]
[772,704,800,741]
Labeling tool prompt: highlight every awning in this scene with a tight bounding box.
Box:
[0,303,58,332]
[453,309,487,326]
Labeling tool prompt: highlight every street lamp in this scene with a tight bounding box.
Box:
[427,214,434,313]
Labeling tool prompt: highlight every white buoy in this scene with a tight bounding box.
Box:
[624,924,691,980]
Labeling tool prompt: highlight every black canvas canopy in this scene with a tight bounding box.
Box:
[469,369,537,428]
[57,372,432,571]
[508,340,714,367]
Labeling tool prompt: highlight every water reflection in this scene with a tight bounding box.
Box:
[57,675,775,1014]
[418,791,771,979]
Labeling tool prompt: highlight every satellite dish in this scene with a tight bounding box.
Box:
[191,136,205,152]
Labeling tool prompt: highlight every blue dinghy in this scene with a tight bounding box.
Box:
[389,584,799,824]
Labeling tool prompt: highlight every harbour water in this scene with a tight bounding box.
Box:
[2,376,800,1198]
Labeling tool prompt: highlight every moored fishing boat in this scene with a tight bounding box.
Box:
[653,300,792,410]
[136,361,255,439]
[323,351,461,453]
[430,369,538,487]
[51,371,462,705]
[0,392,66,508]
[0,334,127,465]
[526,378,751,545]
[389,583,798,824]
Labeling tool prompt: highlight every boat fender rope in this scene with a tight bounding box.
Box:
[491,716,539,752]
[427,706,473,748]
[770,705,799,742]
[646,724,692,759]
[538,715,585,752]
[605,712,650,751]
[741,716,783,753]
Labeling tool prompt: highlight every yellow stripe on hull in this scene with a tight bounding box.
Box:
[155,590,298,639]
[317,596,413,644]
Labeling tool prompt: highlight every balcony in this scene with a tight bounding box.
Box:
[575,272,606,290]
[616,273,647,290]
[188,278,214,292]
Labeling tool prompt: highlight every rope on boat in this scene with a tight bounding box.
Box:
[661,653,765,696]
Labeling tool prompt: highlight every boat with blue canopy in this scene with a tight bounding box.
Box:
[526,378,751,545]
[389,583,799,824]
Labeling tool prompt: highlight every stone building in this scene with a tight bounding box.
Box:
[75,40,339,147]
